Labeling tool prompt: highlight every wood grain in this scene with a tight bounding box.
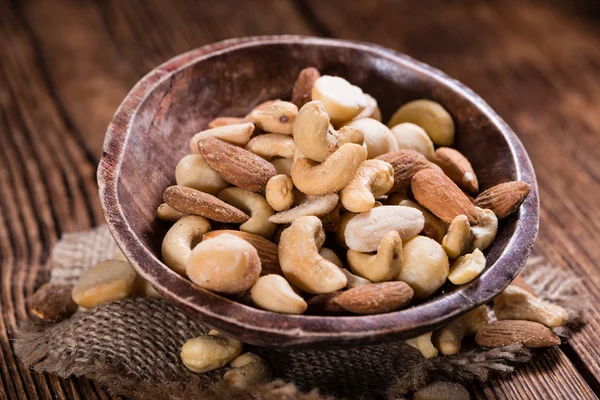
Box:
[1,0,599,398]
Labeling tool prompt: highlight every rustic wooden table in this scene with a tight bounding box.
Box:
[1,0,599,398]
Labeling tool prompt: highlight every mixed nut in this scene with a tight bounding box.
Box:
[154,66,532,317]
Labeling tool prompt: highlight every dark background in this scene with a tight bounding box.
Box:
[1,0,600,398]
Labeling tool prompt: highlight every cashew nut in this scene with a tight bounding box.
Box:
[223,353,272,389]
[175,154,230,195]
[244,133,297,160]
[311,75,366,124]
[187,233,261,294]
[291,143,367,196]
[344,206,424,252]
[248,100,298,134]
[442,214,472,259]
[278,216,347,294]
[340,268,371,288]
[71,260,137,309]
[340,160,394,212]
[292,100,364,163]
[494,285,568,327]
[161,215,211,276]
[406,331,438,359]
[250,274,307,314]
[398,200,446,243]
[470,207,498,251]
[292,67,321,107]
[388,99,455,146]
[347,231,402,282]
[346,118,399,159]
[208,116,247,129]
[271,158,294,177]
[319,247,343,268]
[390,122,436,161]
[265,175,294,212]
[335,210,357,248]
[180,329,242,373]
[157,203,185,222]
[218,187,277,239]
[397,236,449,299]
[433,305,488,355]
[269,193,339,224]
[189,122,254,152]
[448,248,486,285]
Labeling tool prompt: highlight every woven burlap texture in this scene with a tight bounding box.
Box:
[14,225,586,400]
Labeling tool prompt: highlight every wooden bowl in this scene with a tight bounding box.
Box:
[98,36,539,348]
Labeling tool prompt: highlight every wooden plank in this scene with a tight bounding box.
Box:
[303,0,600,396]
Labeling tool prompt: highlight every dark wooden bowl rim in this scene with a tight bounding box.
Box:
[98,35,539,348]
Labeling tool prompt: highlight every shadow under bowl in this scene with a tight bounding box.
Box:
[98,35,539,349]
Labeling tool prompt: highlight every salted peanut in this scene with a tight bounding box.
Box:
[291,143,367,196]
[218,187,277,239]
[293,101,364,163]
[164,186,250,223]
[265,175,294,212]
[399,200,446,243]
[475,320,560,348]
[333,281,413,315]
[388,99,455,146]
[175,154,230,195]
[390,122,436,161]
[269,194,339,224]
[344,206,424,252]
[433,305,488,355]
[474,181,531,219]
[411,169,480,225]
[30,283,78,322]
[448,249,486,285]
[161,215,211,275]
[335,211,357,248]
[346,118,398,159]
[157,203,186,222]
[250,274,307,314]
[292,67,321,107]
[223,353,272,389]
[72,260,137,308]
[340,268,371,288]
[248,100,298,134]
[187,234,261,294]
[494,285,568,327]
[347,231,403,282]
[181,329,243,373]
[397,236,449,299]
[319,247,343,268]
[414,381,471,400]
[244,133,297,160]
[311,75,366,124]
[406,331,438,359]
[278,216,347,294]
[470,208,498,251]
[435,147,478,193]
[208,116,247,129]
[442,215,472,258]
[340,160,394,212]
[348,93,381,122]
[189,122,254,152]
[271,158,293,177]
[203,230,280,276]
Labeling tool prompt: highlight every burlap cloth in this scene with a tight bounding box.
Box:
[14,225,587,399]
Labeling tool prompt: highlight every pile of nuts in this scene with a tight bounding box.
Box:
[156,67,532,317]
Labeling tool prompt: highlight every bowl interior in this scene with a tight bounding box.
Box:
[101,37,538,348]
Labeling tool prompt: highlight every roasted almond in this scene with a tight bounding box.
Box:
[29,283,78,322]
[434,147,478,193]
[164,185,249,223]
[475,320,560,348]
[376,150,437,191]
[203,230,281,275]
[411,169,480,224]
[292,67,321,108]
[474,181,531,219]
[197,138,277,192]
[306,291,346,315]
[207,116,248,129]
[333,281,414,315]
